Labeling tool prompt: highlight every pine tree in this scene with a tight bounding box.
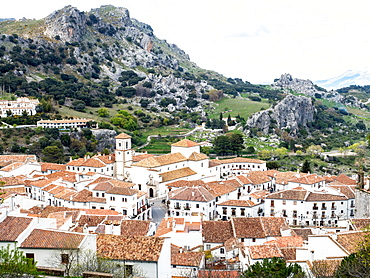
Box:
[301,160,311,173]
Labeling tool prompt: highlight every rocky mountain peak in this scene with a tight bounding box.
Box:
[246,94,315,134]
[44,5,87,42]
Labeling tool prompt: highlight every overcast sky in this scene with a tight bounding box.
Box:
[1,0,369,84]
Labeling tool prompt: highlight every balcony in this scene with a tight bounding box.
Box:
[313,206,319,210]
[174,205,181,210]
[184,206,191,210]
[331,206,337,210]
[321,207,327,210]
[313,215,318,219]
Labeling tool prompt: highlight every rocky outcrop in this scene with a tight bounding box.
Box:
[91,129,117,152]
[272,73,367,109]
[44,6,87,42]
[246,94,315,134]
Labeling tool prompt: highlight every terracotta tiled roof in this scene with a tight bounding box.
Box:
[0,176,25,186]
[77,215,106,227]
[0,216,33,241]
[115,133,131,139]
[218,199,257,207]
[0,162,24,172]
[244,172,272,185]
[97,234,165,262]
[54,188,77,200]
[72,189,106,203]
[87,177,113,187]
[120,220,151,236]
[0,155,36,166]
[203,181,238,197]
[26,206,81,219]
[351,219,370,231]
[250,190,269,200]
[289,174,326,185]
[280,247,297,261]
[328,185,355,199]
[336,231,369,253]
[232,218,265,238]
[249,244,283,259]
[292,228,313,241]
[202,221,234,243]
[40,162,66,172]
[172,252,204,266]
[209,160,222,168]
[217,157,265,164]
[169,186,215,202]
[235,175,253,185]
[67,155,114,168]
[188,152,208,161]
[155,217,176,237]
[335,174,357,185]
[93,180,135,191]
[171,139,199,147]
[45,171,77,182]
[309,260,342,277]
[106,187,138,196]
[132,153,155,162]
[20,229,85,249]
[261,217,289,237]
[166,179,205,188]
[29,178,60,188]
[305,192,347,202]
[265,236,303,248]
[266,188,308,200]
[132,153,187,168]
[159,167,197,182]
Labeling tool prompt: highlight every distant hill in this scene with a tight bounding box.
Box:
[316,69,370,90]
[0,18,15,22]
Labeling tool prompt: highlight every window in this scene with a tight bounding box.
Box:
[206,244,211,250]
[282,200,286,205]
[196,204,200,208]
[102,193,105,197]
[124,265,133,276]
[110,196,115,201]
[252,238,256,242]
[26,253,34,263]
[92,206,96,209]
[123,209,127,215]
[61,254,69,264]
[231,208,236,216]
[241,208,245,216]
[96,193,99,197]
[220,247,225,254]
[122,198,127,202]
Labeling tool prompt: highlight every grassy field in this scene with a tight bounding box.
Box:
[140,126,190,137]
[206,97,270,119]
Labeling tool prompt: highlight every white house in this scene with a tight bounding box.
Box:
[168,186,216,221]
[97,234,171,278]
[265,186,355,226]
[19,229,96,269]
[36,118,92,129]
[0,97,39,118]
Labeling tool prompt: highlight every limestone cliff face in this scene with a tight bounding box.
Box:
[44,6,87,42]
[246,94,315,134]
[272,73,366,109]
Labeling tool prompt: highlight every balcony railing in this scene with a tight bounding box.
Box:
[313,206,319,210]
[184,206,191,210]
[321,207,327,210]
[174,206,181,209]
[331,206,337,210]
